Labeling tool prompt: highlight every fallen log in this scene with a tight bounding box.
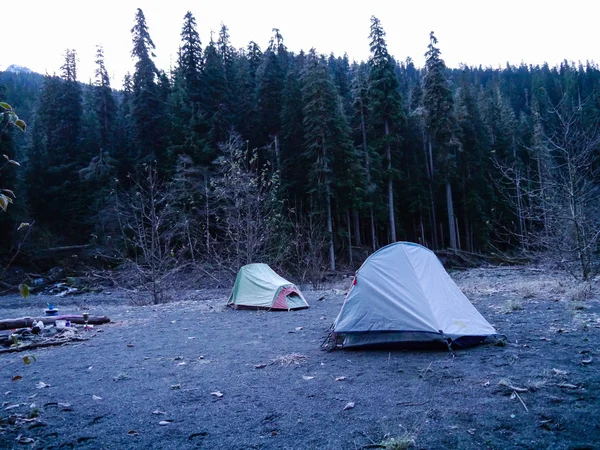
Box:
[38,244,93,253]
[0,315,110,331]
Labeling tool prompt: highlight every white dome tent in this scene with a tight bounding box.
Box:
[333,242,496,348]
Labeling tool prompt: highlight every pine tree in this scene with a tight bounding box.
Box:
[57,49,82,162]
[168,11,210,166]
[26,75,59,225]
[177,11,203,103]
[455,81,492,251]
[201,37,231,156]
[423,32,459,248]
[130,8,166,167]
[301,51,357,271]
[368,16,404,243]
[255,29,288,167]
[280,55,307,201]
[236,41,263,147]
[26,49,86,241]
[93,45,116,155]
[350,62,378,249]
[113,73,137,179]
[217,23,235,78]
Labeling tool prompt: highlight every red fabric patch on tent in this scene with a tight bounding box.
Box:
[272,286,303,310]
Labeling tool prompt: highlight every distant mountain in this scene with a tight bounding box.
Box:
[4,64,33,74]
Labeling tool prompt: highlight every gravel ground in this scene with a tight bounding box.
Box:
[0,267,599,449]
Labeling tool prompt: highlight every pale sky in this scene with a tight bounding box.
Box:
[2,0,598,89]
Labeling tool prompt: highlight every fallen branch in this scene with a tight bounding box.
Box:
[198,267,223,286]
[38,244,93,253]
[512,390,529,412]
[0,336,89,353]
[0,315,110,331]
[396,400,430,407]
[498,378,528,393]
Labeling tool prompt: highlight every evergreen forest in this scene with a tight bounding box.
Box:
[2,9,600,291]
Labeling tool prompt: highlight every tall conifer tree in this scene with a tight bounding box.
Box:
[423,32,459,248]
[368,16,404,243]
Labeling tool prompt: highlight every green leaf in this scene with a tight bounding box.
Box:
[17,222,30,231]
[23,355,36,365]
[19,283,30,299]
[14,119,26,132]
[0,194,8,212]
[0,102,12,111]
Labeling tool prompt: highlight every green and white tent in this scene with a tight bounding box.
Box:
[227,263,308,310]
[333,242,496,348]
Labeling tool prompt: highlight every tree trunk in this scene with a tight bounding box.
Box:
[352,208,361,246]
[429,185,438,249]
[536,151,550,242]
[326,192,335,271]
[455,216,461,250]
[461,168,471,252]
[515,174,525,245]
[322,137,336,272]
[428,136,434,182]
[346,209,353,267]
[359,94,376,251]
[425,136,438,249]
[385,120,396,243]
[204,171,210,254]
[0,315,111,331]
[464,212,471,253]
[446,180,457,249]
[274,134,281,171]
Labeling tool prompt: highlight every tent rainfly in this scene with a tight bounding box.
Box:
[227,264,308,310]
[333,242,496,348]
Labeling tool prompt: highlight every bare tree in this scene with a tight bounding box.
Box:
[495,98,600,279]
[211,132,282,270]
[284,205,329,289]
[166,154,211,264]
[115,164,178,303]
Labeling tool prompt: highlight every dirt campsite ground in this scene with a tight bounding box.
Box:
[1,266,599,450]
